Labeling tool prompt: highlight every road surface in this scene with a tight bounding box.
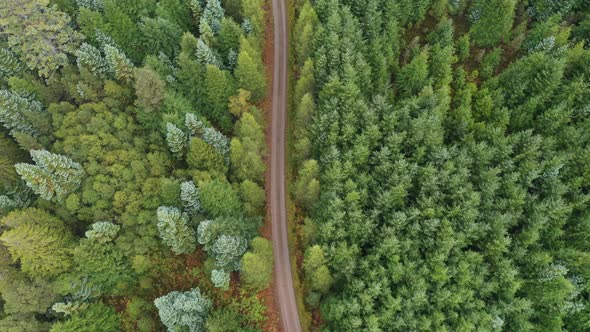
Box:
[270,0,302,331]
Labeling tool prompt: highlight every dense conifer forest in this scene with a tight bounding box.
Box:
[0,0,273,331]
[291,0,590,331]
[4,0,590,331]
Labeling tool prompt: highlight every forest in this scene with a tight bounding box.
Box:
[290,0,590,331]
[0,0,274,331]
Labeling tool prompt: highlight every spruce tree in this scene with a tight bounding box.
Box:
[0,48,24,82]
[85,221,120,244]
[181,181,201,214]
[76,43,110,78]
[165,122,187,158]
[201,0,225,34]
[103,44,134,83]
[185,113,205,136]
[0,89,47,136]
[154,288,211,332]
[211,269,230,289]
[156,206,196,255]
[15,150,84,201]
[0,217,74,278]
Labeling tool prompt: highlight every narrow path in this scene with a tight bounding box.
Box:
[269,0,302,331]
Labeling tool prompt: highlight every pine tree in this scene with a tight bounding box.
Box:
[202,127,230,159]
[156,206,196,255]
[15,150,84,201]
[0,216,74,278]
[85,221,120,244]
[181,181,201,214]
[154,288,211,332]
[196,39,221,67]
[0,48,24,82]
[185,113,205,136]
[76,43,111,78]
[76,0,104,11]
[201,0,225,34]
[103,44,134,83]
[211,234,248,270]
[165,122,188,158]
[211,269,230,289]
[235,38,266,101]
[0,89,47,136]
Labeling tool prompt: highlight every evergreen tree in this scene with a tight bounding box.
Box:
[469,0,517,47]
[211,269,230,289]
[0,89,48,136]
[49,302,120,332]
[156,206,197,255]
[186,137,226,172]
[0,209,74,278]
[85,221,120,244]
[201,0,225,34]
[154,288,211,332]
[0,48,24,83]
[240,237,273,291]
[235,38,266,101]
[181,181,201,214]
[15,150,84,201]
[103,44,134,82]
[185,113,205,136]
[166,122,188,158]
[76,43,110,78]
[196,39,222,67]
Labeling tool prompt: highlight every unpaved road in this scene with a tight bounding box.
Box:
[270,0,302,331]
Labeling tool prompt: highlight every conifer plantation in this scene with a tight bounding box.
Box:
[291,0,590,331]
[0,0,272,330]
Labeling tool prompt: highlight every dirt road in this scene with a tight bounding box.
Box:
[270,0,302,331]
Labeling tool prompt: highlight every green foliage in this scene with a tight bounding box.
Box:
[198,178,241,218]
[181,180,201,214]
[154,288,211,332]
[134,67,166,114]
[240,237,273,291]
[85,221,120,244]
[205,65,235,130]
[235,38,266,101]
[230,112,265,184]
[239,180,265,217]
[205,308,243,332]
[396,49,430,97]
[303,245,332,294]
[103,44,135,82]
[241,0,266,46]
[0,208,74,278]
[469,0,516,47]
[156,206,197,255]
[293,159,319,212]
[16,150,84,201]
[166,122,188,158]
[50,302,120,332]
[211,269,231,289]
[294,2,318,65]
[0,0,82,78]
[187,137,226,172]
[0,89,49,137]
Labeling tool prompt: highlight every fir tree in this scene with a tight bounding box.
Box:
[185,113,205,136]
[196,39,221,67]
[181,181,201,214]
[103,44,134,83]
[201,0,225,34]
[0,48,24,82]
[0,89,47,136]
[15,150,84,201]
[85,222,120,244]
[154,288,211,332]
[211,269,230,290]
[165,122,187,158]
[156,206,196,255]
[76,43,110,78]
[202,127,229,161]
